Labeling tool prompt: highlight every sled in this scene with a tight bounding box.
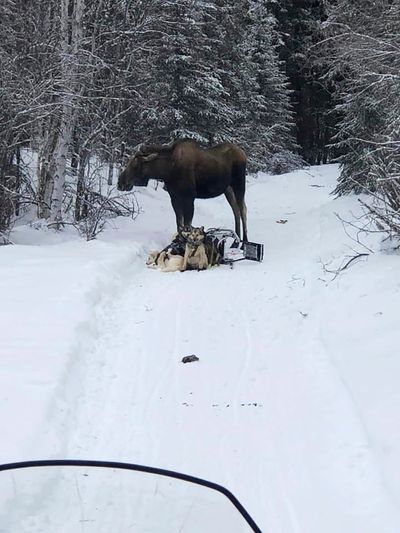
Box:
[206,228,264,267]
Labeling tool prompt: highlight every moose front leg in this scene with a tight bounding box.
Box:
[182,196,194,228]
[170,194,184,231]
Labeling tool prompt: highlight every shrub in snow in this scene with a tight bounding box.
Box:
[358,157,400,242]
[75,189,138,241]
[265,151,306,175]
[0,161,32,243]
[0,181,14,239]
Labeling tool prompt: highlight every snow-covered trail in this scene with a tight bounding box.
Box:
[42,166,399,532]
[2,164,400,532]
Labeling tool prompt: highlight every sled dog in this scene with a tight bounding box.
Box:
[146,232,187,273]
[181,226,209,271]
[147,226,220,272]
[146,249,184,273]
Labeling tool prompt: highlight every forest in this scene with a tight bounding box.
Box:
[1,5,400,530]
[0,0,399,240]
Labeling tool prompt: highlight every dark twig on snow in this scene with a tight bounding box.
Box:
[322,252,369,281]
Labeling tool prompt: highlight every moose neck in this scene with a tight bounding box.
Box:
[143,156,172,182]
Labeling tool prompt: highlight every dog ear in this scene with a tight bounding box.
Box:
[200,226,204,232]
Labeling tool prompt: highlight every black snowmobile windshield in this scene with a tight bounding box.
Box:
[0,460,262,532]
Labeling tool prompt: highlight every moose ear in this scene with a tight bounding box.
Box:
[141,152,158,162]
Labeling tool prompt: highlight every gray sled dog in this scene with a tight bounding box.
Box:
[181,226,209,271]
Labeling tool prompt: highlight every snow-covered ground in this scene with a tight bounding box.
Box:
[1,164,400,532]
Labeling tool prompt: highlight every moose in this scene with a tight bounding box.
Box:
[118,139,248,241]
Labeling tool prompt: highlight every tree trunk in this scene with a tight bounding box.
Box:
[49,0,84,226]
[37,121,58,219]
[14,147,21,216]
[74,148,88,221]
[107,157,114,186]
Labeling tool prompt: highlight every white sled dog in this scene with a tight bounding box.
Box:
[146,231,186,273]
[146,249,184,273]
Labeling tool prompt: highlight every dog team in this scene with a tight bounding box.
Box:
[147,226,221,273]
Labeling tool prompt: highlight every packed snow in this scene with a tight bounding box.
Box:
[1,164,400,532]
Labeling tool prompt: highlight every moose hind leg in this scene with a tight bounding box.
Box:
[232,164,248,241]
[224,186,241,238]
[238,198,248,242]
[233,185,248,242]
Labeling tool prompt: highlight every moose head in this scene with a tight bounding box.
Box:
[118,152,159,191]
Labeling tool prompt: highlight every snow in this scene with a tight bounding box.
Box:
[1,164,400,532]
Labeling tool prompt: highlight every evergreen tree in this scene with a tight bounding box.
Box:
[142,0,234,144]
[239,0,296,167]
[325,0,400,195]
[270,0,336,164]
[142,0,297,170]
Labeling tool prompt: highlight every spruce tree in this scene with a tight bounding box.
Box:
[142,0,233,144]
[270,0,335,164]
[326,0,400,195]
[240,0,296,168]
[142,0,297,170]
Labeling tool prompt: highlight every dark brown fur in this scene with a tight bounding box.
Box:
[118,139,248,241]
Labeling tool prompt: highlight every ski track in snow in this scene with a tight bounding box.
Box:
[2,165,400,532]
